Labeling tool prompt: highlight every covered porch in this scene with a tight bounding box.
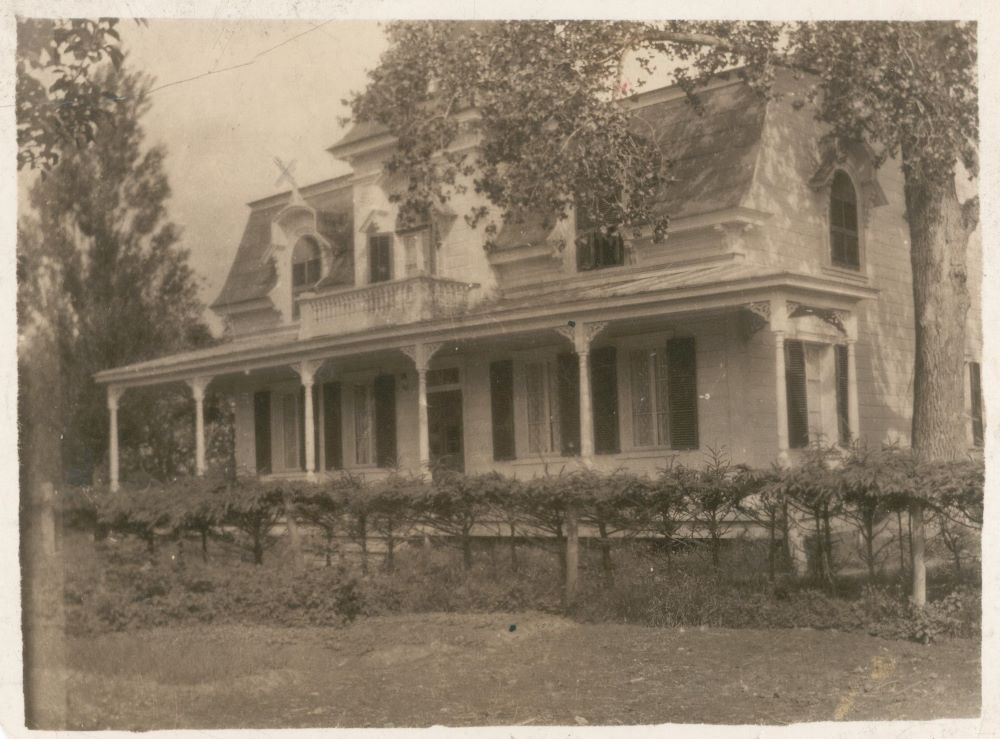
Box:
[95,272,876,489]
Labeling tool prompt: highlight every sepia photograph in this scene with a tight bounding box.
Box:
[9,6,991,733]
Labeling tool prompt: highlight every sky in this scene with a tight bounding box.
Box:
[115,19,390,332]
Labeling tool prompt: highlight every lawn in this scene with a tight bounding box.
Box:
[41,612,980,729]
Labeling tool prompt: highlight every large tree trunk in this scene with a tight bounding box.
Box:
[904,162,977,607]
[20,332,68,728]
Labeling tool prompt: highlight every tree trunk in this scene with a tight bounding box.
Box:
[767,509,777,583]
[283,491,303,570]
[904,164,977,607]
[597,520,614,586]
[462,532,473,571]
[897,510,907,579]
[864,515,876,584]
[508,522,518,572]
[20,334,68,728]
[564,505,579,607]
[201,528,208,562]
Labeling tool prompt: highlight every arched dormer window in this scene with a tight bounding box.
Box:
[829,171,860,269]
[291,236,322,318]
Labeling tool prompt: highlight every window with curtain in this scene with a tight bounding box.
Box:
[630,348,670,448]
[525,361,561,454]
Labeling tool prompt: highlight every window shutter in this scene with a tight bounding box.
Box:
[369,235,392,283]
[323,382,343,470]
[298,386,306,469]
[374,374,397,467]
[835,345,850,445]
[576,233,595,271]
[253,390,271,474]
[970,361,984,447]
[666,337,699,450]
[489,360,516,461]
[557,352,581,456]
[591,346,620,454]
[785,340,809,449]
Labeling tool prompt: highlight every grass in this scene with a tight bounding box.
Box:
[38,613,981,729]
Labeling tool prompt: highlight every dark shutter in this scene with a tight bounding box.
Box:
[374,374,397,468]
[667,336,699,450]
[591,346,619,454]
[785,340,809,449]
[298,386,306,469]
[576,233,595,271]
[970,362,984,447]
[489,360,516,461]
[369,235,392,283]
[253,390,272,474]
[835,344,850,445]
[557,352,581,456]
[323,382,343,470]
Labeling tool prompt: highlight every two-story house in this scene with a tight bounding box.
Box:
[95,70,984,491]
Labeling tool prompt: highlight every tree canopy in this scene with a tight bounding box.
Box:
[20,63,214,483]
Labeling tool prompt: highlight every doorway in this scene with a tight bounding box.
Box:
[428,388,464,472]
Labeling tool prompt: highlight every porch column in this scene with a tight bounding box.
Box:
[186,376,212,477]
[296,360,322,481]
[107,385,122,492]
[402,343,443,472]
[557,321,608,465]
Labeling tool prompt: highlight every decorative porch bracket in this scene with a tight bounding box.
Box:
[741,301,772,337]
[787,301,851,335]
[555,320,609,462]
[401,343,445,472]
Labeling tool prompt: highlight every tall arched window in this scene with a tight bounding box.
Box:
[829,171,860,269]
[291,236,322,318]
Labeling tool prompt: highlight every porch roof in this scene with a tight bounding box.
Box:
[96,264,876,389]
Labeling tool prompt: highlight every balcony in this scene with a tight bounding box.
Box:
[298,275,479,338]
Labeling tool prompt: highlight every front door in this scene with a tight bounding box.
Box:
[428,389,464,472]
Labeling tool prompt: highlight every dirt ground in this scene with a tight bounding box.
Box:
[40,613,980,729]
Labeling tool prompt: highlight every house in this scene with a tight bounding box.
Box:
[94,70,984,492]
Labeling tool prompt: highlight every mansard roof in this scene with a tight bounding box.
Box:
[493,79,768,250]
[212,177,354,310]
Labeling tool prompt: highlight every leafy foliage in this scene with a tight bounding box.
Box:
[20,61,216,485]
[16,18,128,171]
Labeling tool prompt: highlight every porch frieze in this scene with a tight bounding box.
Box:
[401,342,445,372]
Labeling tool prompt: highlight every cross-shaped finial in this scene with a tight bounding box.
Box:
[274,157,303,203]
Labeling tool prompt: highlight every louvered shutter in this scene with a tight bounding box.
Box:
[298,387,307,469]
[970,362,984,447]
[591,346,620,454]
[253,390,272,474]
[323,382,342,470]
[666,337,699,450]
[785,340,809,449]
[557,352,581,456]
[374,374,397,467]
[489,360,516,461]
[835,344,850,445]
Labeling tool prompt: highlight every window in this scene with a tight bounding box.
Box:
[427,367,460,388]
[353,384,373,465]
[352,376,397,467]
[970,361,984,447]
[830,171,860,269]
[630,348,670,448]
[525,361,561,454]
[786,341,844,448]
[591,346,620,454]
[369,234,393,284]
[291,237,322,319]
[400,228,436,276]
[576,227,625,271]
[629,338,699,450]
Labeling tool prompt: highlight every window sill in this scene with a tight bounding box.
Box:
[821,264,869,283]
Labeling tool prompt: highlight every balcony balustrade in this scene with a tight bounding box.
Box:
[298,274,478,338]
